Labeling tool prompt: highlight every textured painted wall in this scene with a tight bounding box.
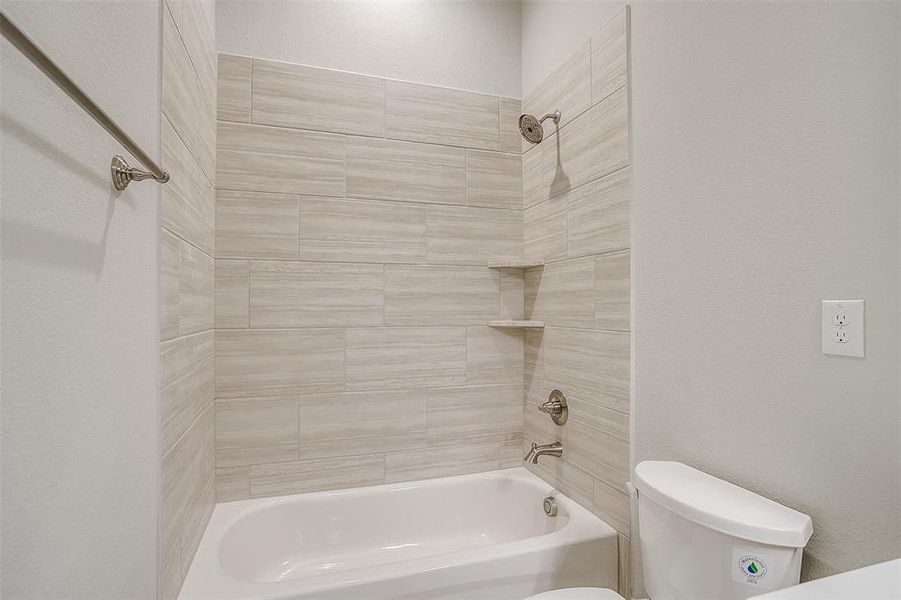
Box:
[216,0,522,97]
[0,1,160,597]
[212,54,525,501]
[158,0,217,597]
[631,0,900,583]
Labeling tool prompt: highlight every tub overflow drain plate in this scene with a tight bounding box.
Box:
[543,496,558,517]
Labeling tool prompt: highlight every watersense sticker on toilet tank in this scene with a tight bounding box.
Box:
[732,549,775,590]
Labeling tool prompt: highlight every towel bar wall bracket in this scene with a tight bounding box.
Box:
[111,156,169,191]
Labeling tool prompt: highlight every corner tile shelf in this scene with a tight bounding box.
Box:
[487,320,545,329]
[487,261,545,269]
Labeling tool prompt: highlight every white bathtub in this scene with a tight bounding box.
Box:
[179,467,619,600]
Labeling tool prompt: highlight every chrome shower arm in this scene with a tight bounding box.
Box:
[538,110,561,125]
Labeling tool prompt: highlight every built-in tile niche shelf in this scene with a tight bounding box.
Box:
[487,320,545,329]
[487,261,545,269]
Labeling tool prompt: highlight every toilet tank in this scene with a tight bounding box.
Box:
[634,461,813,600]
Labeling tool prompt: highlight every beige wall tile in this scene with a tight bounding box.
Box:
[500,439,524,468]
[160,407,214,587]
[526,256,596,328]
[524,195,567,262]
[384,265,498,325]
[159,537,180,600]
[525,452,595,509]
[499,97,523,154]
[617,534,632,599]
[217,121,345,196]
[543,327,629,413]
[195,112,217,188]
[250,454,385,497]
[385,442,499,483]
[567,167,630,258]
[594,478,631,536]
[466,150,522,210]
[541,86,629,198]
[215,395,299,467]
[385,80,498,150]
[164,0,182,31]
[179,406,215,578]
[300,197,426,264]
[215,466,250,502]
[161,426,190,598]
[427,384,522,446]
[161,229,181,341]
[523,329,545,406]
[163,7,216,183]
[299,390,426,459]
[217,54,251,122]
[252,59,385,136]
[178,241,214,337]
[250,261,384,328]
[161,229,214,341]
[566,418,629,491]
[346,137,465,205]
[426,205,522,264]
[522,145,543,209]
[346,326,466,391]
[499,269,525,320]
[215,329,345,397]
[181,0,216,105]
[567,397,629,441]
[216,190,299,259]
[595,250,630,331]
[160,331,214,454]
[522,42,590,130]
[215,259,249,328]
[161,117,215,255]
[590,7,629,105]
[466,326,524,385]
[161,5,216,596]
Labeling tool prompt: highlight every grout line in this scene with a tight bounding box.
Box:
[296,393,302,461]
[523,161,632,211]
[217,117,522,156]
[160,224,214,261]
[214,186,515,211]
[219,51,518,101]
[245,259,252,328]
[249,58,254,121]
[208,251,626,268]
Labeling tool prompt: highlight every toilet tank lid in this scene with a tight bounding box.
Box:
[634,461,813,548]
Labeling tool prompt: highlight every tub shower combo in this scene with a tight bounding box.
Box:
[178,6,637,596]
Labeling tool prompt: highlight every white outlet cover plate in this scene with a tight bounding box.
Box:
[821,299,864,357]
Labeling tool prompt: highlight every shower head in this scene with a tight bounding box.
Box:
[518,110,561,143]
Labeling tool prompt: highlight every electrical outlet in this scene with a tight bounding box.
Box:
[822,300,864,357]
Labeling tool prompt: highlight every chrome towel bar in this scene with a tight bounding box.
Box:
[1,11,169,190]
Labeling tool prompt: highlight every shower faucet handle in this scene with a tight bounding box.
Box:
[539,390,568,426]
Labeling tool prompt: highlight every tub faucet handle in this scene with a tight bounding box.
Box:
[539,390,568,425]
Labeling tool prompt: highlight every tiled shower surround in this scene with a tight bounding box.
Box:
[159,0,217,598]
[212,55,527,499]
[209,4,630,592]
[521,8,632,595]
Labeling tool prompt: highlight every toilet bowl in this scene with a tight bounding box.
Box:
[525,461,813,600]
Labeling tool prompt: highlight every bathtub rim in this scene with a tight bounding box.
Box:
[179,466,619,600]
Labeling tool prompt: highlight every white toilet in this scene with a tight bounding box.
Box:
[525,461,813,600]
